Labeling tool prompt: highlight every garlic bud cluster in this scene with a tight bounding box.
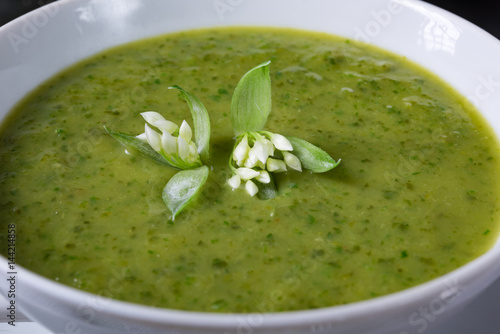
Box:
[136,111,202,169]
[228,131,302,196]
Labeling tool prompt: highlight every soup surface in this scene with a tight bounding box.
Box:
[1,28,500,312]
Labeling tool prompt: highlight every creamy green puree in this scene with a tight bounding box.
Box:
[1,27,500,312]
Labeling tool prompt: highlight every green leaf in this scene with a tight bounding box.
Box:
[169,85,211,164]
[230,61,272,135]
[162,165,209,219]
[256,173,278,200]
[286,136,341,173]
[104,126,175,168]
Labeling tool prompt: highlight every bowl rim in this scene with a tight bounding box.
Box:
[2,245,499,328]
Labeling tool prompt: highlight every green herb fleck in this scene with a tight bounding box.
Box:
[212,258,227,268]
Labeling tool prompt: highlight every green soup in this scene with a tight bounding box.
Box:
[1,27,500,312]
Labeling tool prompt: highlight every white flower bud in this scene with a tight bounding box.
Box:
[245,149,259,168]
[270,133,293,151]
[188,141,198,157]
[233,134,250,163]
[155,120,179,134]
[145,124,162,152]
[235,168,260,180]
[283,152,302,172]
[187,142,199,163]
[245,180,259,197]
[253,133,273,163]
[161,131,177,154]
[249,144,268,165]
[179,120,193,143]
[141,111,166,126]
[136,132,148,142]
[256,170,271,184]
[177,136,190,161]
[263,138,275,157]
[267,158,287,172]
[227,174,241,189]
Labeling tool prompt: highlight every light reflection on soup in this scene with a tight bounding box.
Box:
[1,27,500,312]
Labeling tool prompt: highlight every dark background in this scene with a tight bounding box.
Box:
[1,0,500,39]
[425,0,500,38]
[0,0,58,26]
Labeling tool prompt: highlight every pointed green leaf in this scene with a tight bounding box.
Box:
[286,136,341,173]
[104,126,176,168]
[230,61,272,135]
[169,85,211,164]
[162,165,209,219]
[256,173,278,200]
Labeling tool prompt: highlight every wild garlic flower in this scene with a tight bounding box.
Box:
[136,111,202,169]
[228,131,302,196]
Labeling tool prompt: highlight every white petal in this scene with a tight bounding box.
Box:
[177,136,190,161]
[245,149,259,168]
[179,120,193,143]
[233,134,250,162]
[145,124,162,152]
[235,168,260,180]
[161,131,177,154]
[227,174,241,189]
[155,120,179,134]
[245,180,259,197]
[253,141,270,164]
[263,138,275,157]
[256,170,271,184]
[249,146,262,165]
[267,158,287,172]
[187,142,199,163]
[253,133,273,163]
[136,133,148,142]
[141,111,166,126]
[188,141,198,157]
[270,133,293,151]
[283,152,302,172]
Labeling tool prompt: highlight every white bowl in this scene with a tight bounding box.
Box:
[1,0,500,333]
